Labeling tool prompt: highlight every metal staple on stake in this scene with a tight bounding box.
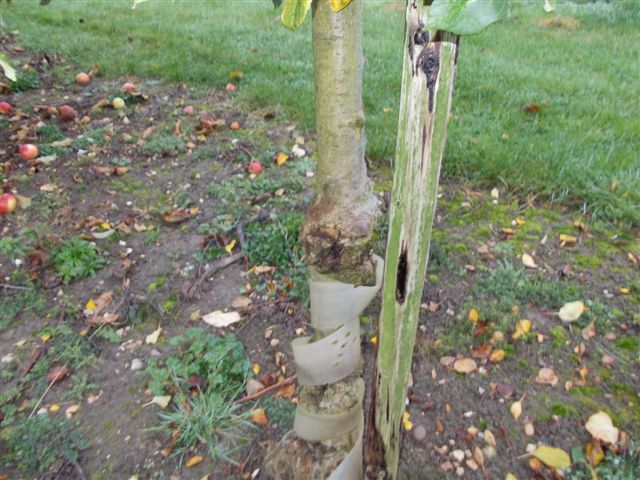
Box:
[291,255,384,479]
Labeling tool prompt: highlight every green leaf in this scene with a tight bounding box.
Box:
[281,0,312,30]
[424,0,507,36]
[0,53,16,82]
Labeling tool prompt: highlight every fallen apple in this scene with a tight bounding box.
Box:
[0,101,12,114]
[112,97,125,110]
[58,104,77,122]
[19,144,38,161]
[226,82,236,92]
[183,105,194,116]
[247,161,264,174]
[0,193,17,214]
[75,72,91,86]
[123,82,136,94]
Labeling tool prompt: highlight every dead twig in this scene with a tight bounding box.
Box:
[235,374,298,404]
[0,283,30,291]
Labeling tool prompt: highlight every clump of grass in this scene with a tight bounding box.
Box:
[569,442,640,480]
[145,328,253,463]
[51,236,106,283]
[6,70,39,92]
[142,133,186,156]
[245,211,308,303]
[473,261,581,310]
[37,123,65,143]
[0,414,88,473]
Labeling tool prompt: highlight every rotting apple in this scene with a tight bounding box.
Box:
[0,101,12,114]
[19,144,38,161]
[123,82,136,94]
[112,97,125,110]
[247,160,264,175]
[226,83,236,92]
[58,105,77,122]
[75,72,91,86]
[0,193,18,214]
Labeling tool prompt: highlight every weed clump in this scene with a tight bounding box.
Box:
[51,237,106,283]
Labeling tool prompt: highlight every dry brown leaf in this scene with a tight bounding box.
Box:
[585,411,619,444]
[453,358,477,374]
[251,408,269,426]
[47,365,70,385]
[535,367,559,386]
[582,321,596,340]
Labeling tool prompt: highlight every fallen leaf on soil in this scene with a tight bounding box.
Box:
[40,183,57,192]
[224,239,236,254]
[145,327,162,345]
[521,103,541,113]
[47,365,70,384]
[505,474,517,480]
[163,207,198,223]
[50,404,60,412]
[252,265,275,274]
[524,420,535,436]
[252,363,261,375]
[468,308,479,323]
[558,301,584,322]
[585,411,619,444]
[453,358,477,374]
[601,354,615,366]
[202,310,241,328]
[230,121,240,130]
[484,429,496,447]
[535,367,559,386]
[473,446,485,470]
[582,321,596,340]
[274,151,288,166]
[65,404,81,418]
[274,382,296,399]
[402,411,413,431]
[522,253,538,269]
[530,445,572,469]
[512,319,531,340]
[559,234,577,246]
[511,399,523,420]
[528,457,542,471]
[251,408,269,426]
[439,356,456,367]
[585,440,605,466]
[490,349,505,363]
[231,295,252,309]
[185,455,204,468]
[471,344,492,359]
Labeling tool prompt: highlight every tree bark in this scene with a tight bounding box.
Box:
[264,1,380,478]
[302,0,379,285]
[367,1,459,478]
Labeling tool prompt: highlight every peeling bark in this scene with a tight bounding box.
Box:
[369,1,459,478]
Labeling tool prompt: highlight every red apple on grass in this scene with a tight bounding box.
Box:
[123,82,136,94]
[247,160,264,175]
[0,193,18,214]
[58,105,77,122]
[183,105,194,116]
[19,144,38,161]
[226,83,236,92]
[0,101,12,114]
[75,72,91,86]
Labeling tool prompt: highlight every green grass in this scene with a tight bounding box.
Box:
[2,1,639,224]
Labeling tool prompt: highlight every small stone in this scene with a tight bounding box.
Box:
[526,443,537,454]
[478,367,488,376]
[463,411,474,418]
[452,450,465,462]
[413,425,427,442]
[150,349,161,357]
[270,338,280,347]
[130,358,143,371]
[246,378,265,395]
[456,467,465,477]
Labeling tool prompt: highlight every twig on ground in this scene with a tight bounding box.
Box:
[0,283,30,291]
[235,374,297,404]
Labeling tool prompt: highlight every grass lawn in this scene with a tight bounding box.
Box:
[1,0,639,224]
